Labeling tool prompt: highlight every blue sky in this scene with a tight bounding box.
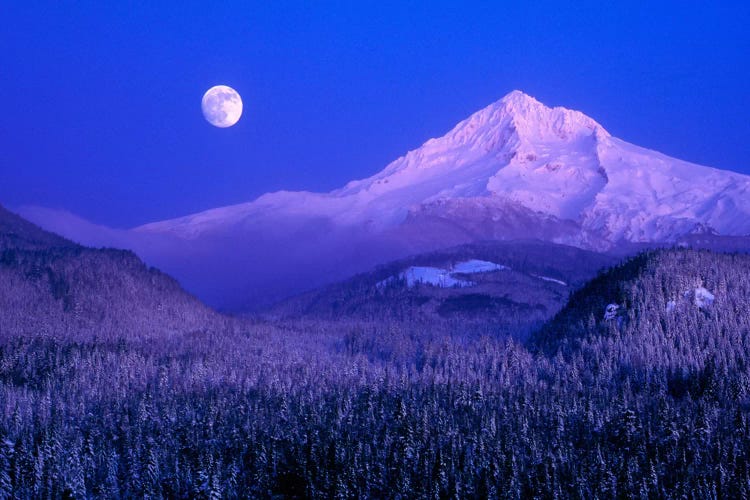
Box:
[1,1,748,227]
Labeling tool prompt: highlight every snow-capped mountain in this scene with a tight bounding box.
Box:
[21,90,750,310]
[137,90,750,248]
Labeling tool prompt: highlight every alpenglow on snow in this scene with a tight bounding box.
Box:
[138,90,750,248]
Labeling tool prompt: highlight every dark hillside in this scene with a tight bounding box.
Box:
[266,240,616,337]
[0,204,74,250]
[532,249,750,370]
[0,206,226,340]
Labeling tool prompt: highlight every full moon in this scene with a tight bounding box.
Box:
[201,85,243,128]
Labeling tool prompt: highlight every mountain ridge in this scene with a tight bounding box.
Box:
[136,90,750,246]
[19,90,750,310]
[263,239,617,338]
[0,203,76,250]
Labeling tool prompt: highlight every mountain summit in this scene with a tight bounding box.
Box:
[139,90,750,246]
[22,91,750,309]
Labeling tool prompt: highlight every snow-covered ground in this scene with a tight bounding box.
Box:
[399,266,473,288]
[452,259,509,274]
[531,275,567,286]
[378,260,509,289]
[694,287,715,308]
[665,286,715,313]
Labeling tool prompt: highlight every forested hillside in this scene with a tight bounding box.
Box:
[0,205,226,340]
[266,240,615,337]
[533,249,750,364]
[0,205,73,251]
[3,243,750,497]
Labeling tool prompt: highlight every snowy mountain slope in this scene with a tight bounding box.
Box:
[137,90,750,247]
[20,90,750,310]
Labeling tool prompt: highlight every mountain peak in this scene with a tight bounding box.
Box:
[431,90,609,158]
[21,92,750,310]
[498,89,543,108]
[495,90,609,141]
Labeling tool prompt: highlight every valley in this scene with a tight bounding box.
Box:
[2,206,750,496]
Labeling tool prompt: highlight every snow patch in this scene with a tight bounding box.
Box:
[694,287,715,309]
[603,304,620,321]
[400,266,472,288]
[667,287,715,311]
[452,259,509,274]
[531,274,567,286]
[378,259,508,289]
